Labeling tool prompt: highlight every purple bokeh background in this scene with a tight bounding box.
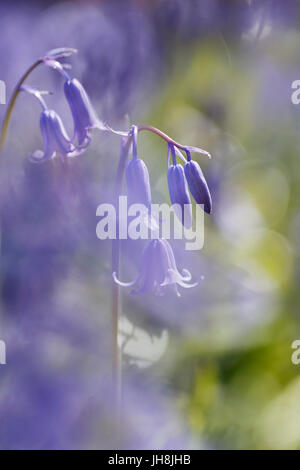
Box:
[0,0,297,450]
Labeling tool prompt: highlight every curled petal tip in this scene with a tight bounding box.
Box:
[178,274,204,289]
[177,280,198,289]
[112,271,137,288]
[161,268,199,290]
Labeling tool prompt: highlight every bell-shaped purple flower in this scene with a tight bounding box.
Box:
[64,78,106,147]
[184,159,212,214]
[125,125,152,208]
[113,238,200,297]
[32,109,76,162]
[167,157,192,228]
[126,158,152,208]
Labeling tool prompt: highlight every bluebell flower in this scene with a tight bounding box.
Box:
[113,238,200,296]
[126,125,152,207]
[44,59,128,145]
[64,78,106,147]
[32,109,78,163]
[20,84,84,162]
[167,144,192,228]
[184,158,212,214]
[126,158,152,208]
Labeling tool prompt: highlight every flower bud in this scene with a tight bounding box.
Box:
[184,160,212,214]
[167,164,192,228]
[64,78,104,146]
[126,158,152,208]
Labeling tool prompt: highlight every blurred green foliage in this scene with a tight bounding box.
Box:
[134,29,300,449]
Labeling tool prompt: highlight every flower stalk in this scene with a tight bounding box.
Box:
[0,47,212,427]
[111,134,132,412]
[0,59,43,149]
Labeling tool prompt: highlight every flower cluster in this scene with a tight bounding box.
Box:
[20,48,114,163]
[5,47,212,297]
[114,124,212,297]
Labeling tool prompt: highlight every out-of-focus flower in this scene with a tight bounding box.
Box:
[184,158,212,214]
[167,144,192,228]
[113,238,200,296]
[64,78,106,147]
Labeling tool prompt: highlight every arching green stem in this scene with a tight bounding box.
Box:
[0,59,43,149]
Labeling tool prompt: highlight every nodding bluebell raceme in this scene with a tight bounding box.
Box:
[16,48,212,297]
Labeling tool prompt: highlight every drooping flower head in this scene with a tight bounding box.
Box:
[20,85,80,162]
[33,109,75,162]
[167,144,192,228]
[64,78,106,147]
[113,238,201,297]
[43,57,108,148]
